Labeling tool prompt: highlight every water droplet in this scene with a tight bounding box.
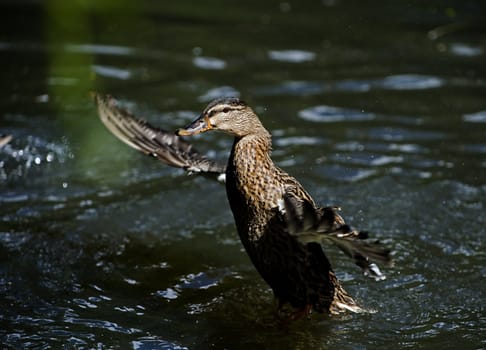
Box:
[192,46,202,56]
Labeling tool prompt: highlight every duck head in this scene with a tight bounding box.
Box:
[176,97,266,138]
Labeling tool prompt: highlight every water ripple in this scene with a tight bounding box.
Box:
[316,164,378,182]
[380,74,444,90]
[198,86,240,102]
[193,56,227,70]
[463,110,486,123]
[449,43,483,57]
[64,316,141,334]
[155,287,179,300]
[72,298,98,309]
[178,272,220,290]
[331,153,404,167]
[334,141,429,155]
[257,80,325,96]
[154,269,233,301]
[92,64,132,80]
[334,79,372,92]
[255,73,446,97]
[299,105,375,123]
[275,136,323,147]
[384,273,427,291]
[133,337,188,350]
[64,43,135,56]
[388,143,428,154]
[268,50,316,63]
[353,127,447,141]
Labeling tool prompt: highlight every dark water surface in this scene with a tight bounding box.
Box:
[1,1,485,348]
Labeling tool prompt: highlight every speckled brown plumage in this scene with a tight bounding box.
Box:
[95,94,392,317]
[225,136,351,313]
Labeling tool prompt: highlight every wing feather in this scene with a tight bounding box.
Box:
[282,190,392,280]
[93,93,226,177]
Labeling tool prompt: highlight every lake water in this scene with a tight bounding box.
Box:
[1,1,485,348]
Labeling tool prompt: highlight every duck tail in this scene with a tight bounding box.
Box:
[328,271,364,314]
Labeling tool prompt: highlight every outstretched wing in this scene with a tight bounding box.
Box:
[282,190,392,281]
[93,93,226,178]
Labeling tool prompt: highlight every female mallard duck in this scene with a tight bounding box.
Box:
[94,94,391,316]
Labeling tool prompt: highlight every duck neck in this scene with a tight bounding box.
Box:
[231,130,273,172]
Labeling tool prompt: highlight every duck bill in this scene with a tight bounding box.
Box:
[176,115,212,136]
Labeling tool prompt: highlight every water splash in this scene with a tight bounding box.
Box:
[0,134,73,180]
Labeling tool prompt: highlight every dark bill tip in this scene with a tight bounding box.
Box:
[175,115,211,136]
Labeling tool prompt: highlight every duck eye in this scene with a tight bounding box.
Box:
[222,107,230,113]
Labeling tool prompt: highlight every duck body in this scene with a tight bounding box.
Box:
[95,94,391,317]
[226,133,337,312]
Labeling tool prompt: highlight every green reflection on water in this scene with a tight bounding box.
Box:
[44,0,144,169]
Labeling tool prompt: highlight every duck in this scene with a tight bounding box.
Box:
[94,94,392,317]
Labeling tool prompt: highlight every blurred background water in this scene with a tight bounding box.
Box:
[1,0,485,348]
